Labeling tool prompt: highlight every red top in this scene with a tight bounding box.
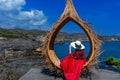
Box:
[60,50,86,80]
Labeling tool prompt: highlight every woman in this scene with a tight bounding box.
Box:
[60,40,86,80]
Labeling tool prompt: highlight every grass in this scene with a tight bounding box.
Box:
[0,28,29,39]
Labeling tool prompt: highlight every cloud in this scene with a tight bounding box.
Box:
[0,0,48,30]
[0,0,25,11]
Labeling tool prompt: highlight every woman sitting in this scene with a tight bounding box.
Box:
[60,40,86,80]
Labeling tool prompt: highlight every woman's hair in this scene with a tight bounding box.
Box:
[75,43,81,51]
[75,43,85,55]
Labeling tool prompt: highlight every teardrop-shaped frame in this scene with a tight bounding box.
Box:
[43,0,101,70]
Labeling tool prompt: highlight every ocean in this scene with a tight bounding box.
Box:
[54,41,120,61]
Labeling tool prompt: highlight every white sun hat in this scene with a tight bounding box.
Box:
[70,40,85,50]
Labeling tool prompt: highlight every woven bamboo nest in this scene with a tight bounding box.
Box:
[42,0,101,75]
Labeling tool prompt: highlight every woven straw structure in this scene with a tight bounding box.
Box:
[42,0,102,75]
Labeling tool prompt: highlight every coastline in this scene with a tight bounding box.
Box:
[0,39,120,79]
[0,28,120,79]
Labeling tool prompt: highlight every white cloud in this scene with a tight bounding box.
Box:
[0,0,25,11]
[0,0,49,30]
[18,10,46,20]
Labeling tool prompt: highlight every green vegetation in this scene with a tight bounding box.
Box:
[0,28,49,39]
[0,28,29,39]
[104,56,120,69]
[1,27,120,41]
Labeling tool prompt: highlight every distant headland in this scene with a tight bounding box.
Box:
[0,27,120,42]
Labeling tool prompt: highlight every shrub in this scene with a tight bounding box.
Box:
[104,56,120,69]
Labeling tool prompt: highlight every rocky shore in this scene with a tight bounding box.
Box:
[0,39,120,80]
[0,39,41,58]
[0,28,120,80]
[0,39,44,80]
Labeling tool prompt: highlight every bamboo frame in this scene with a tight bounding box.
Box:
[42,0,101,73]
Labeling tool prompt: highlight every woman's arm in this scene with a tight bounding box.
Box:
[69,45,72,54]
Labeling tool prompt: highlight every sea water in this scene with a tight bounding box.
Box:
[54,41,120,61]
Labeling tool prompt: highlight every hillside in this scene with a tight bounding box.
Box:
[0,27,120,41]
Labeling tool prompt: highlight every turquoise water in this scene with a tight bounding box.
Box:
[54,41,120,60]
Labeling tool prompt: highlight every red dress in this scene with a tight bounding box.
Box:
[60,50,86,80]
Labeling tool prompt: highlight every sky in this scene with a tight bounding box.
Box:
[0,0,120,36]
